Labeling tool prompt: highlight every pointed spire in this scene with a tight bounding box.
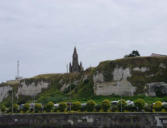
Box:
[74,46,77,54]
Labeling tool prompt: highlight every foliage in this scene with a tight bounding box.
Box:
[144,104,152,112]
[125,50,140,58]
[58,102,67,112]
[134,99,145,111]
[45,101,54,112]
[35,103,42,113]
[118,99,127,112]
[126,105,136,112]
[23,103,30,112]
[95,104,101,112]
[13,104,19,113]
[1,105,7,113]
[153,101,162,112]
[86,100,96,112]
[101,99,111,112]
[71,101,81,111]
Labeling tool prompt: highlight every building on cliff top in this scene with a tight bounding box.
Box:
[69,47,83,73]
[151,53,167,57]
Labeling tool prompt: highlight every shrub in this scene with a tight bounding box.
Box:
[86,100,96,112]
[72,101,81,111]
[45,101,54,112]
[81,105,86,112]
[1,105,7,113]
[35,103,42,113]
[162,104,167,111]
[59,102,67,112]
[118,99,127,112]
[95,104,101,112]
[23,103,30,112]
[153,101,162,112]
[144,104,152,112]
[13,104,19,113]
[101,99,111,112]
[126,105,136,112]
[134,99,145,111]
[111,105,118,112]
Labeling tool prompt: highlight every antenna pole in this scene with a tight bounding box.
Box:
[17,60,20,77]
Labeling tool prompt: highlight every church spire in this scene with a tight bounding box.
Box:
[69,47,84,73]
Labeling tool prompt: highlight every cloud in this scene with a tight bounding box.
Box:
[0,0,167,82]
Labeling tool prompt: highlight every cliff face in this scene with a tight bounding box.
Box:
[0,56,167,104]
[94,56,167,97]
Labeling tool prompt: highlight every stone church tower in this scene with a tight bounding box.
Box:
[69,47,83,73]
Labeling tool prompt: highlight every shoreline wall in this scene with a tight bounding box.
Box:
[0,113,167,128]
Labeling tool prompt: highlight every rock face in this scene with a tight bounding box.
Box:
[94,68,136,96]
[94,57,167,96]
[0,86,12,102]
[147,82,167,96]
[16,81,49,97]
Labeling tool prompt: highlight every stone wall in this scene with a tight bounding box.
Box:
[0,113,166,128]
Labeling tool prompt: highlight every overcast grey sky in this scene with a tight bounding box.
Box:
[0,0,167,82]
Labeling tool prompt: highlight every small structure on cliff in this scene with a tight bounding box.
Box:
[69,47,83,73]
[151,53,167,57]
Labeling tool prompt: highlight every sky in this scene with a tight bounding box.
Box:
[0,0,167,82]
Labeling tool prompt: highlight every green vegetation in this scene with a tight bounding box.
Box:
[71,101,81,111]
[118,99,127,112]
[23,103,30,112]
[58,102,67,112]
[45,101,54,112]
[153,101,162,112]
[134,99,145,111]
[35,103,42,113]
[101,99,111,112]
[86,100,96,112]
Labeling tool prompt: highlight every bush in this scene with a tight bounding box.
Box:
[101,99,111,112]
[86,100,96,112]
[45,101,54,112]
[59,102,67,112]
[126,105,136,112]
[134,99,145,111]
[153,101,162,112]
[1,105,7,113]
[118,99,127,112]
[111,105,118,112]
[144,104,152,112]
[13,104,19,113]
[23,103,30,112]
[81,105,86,112]
[162,104,167,111]
[95,104,101,112]
[35,103,42,113]
[72,101,81,111]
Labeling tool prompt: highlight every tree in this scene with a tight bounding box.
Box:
[86,100,96,112]
[23,103,30,112]
[101,99,111,112]
[59,102,67,112]
[45,101,54,112]
[13,104,19,113]
[134,99,145,111]
[153,101,162,112]
[35,103,42,113]
[125,50,140,58]
[1,105,7,113]
[118,99,127,112]
[71,101,81,111]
